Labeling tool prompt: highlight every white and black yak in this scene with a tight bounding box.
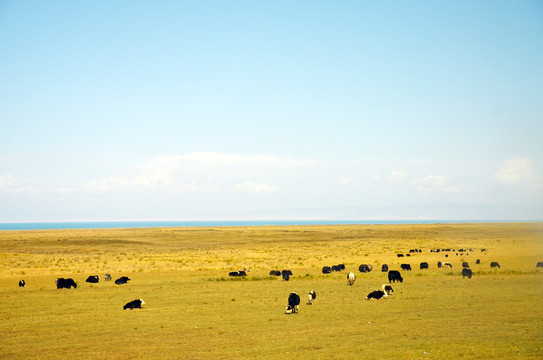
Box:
[307,290,316,305]
[285,292,300,314]
[86,275,99,283]
[347,272,356,286]
[19,280,25,287]
[382,284,394,295]
[123,299,145,310]
[366,290,388,300]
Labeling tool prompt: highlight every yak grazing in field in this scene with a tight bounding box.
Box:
[462,268,473,279]
[228,271,247,277]
[104,274,112,281]
[382,284,394,295]
[537,262,543,268]
[388,270,403,283]
[401,264,412,271]
[420,262,429,270]
[358,264,373,273]
[19,280,25,287]
[322,266,332,274]
[86,275,99,283]
[282,270,292,281]
[56,278,77,289]
[123,299,145,310]
[307,290,316,305]
[366,290,388,300]
[286,292,300,314]
[115,276,131,285]
[347,272,356,286]
[490,262,501,269]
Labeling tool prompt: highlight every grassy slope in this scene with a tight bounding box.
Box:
[0,223,542,359]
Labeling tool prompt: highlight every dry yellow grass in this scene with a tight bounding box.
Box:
[0,222,542,359]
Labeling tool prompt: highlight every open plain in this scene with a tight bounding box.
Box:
[1,222,542,359]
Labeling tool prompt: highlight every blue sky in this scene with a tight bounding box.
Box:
[1,1,542,221]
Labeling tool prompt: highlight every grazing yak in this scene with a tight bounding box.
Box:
[282,270,292,281]
[115,276,131,285]
[56,278,77,289]
[442,262,453,268]
[381,264,389,272]
[420,262,429,270]
[307,290,316,305]
[388,270,403,283]
[462,268,473,279]
[400,264,412,271]
[104,274,112,281]
[86,275,99,283]
[358,264,373,273]
[366,290,388,300]
[490,262,501,269]
[269,270,281,276]
[229,271,247,277]
[437,261,442,268]
[123,299,145,310]
[476,259,481,265]
[397,254,404,258]
[382,284,394,295]
[286,292,300,314]
[331,265,342,272]
[322,266,332,274]
[347,272,356,286]
[19,280,25,287]
[537,262,543,268]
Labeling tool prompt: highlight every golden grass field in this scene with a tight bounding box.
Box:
[1,222,542,359]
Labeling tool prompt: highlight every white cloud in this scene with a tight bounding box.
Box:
[76,152,316,194]
[424,175,446,185]
[170,180,219,194]
[236,181,276,194]
[369,171,408,182]
[178,152,319,167]
[386,171,409,181]
[0,175,15,192]
[81,177,129,193]
[338,177,352,185]
[411,175,448,193]
[495,156,534,185]
[0,174,37,195]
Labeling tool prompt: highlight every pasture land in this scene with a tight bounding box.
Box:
[1,222,542,359]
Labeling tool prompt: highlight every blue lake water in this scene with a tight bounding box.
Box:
[0,219,490,231]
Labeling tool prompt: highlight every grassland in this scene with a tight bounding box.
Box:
[0,222,542,359]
